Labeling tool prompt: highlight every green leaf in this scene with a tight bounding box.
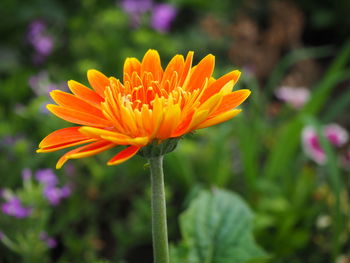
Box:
[171,189,267,263]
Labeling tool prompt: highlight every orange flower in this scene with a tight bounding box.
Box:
[37,50,250,168]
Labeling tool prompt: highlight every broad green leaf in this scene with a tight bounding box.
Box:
[171,189,267,263]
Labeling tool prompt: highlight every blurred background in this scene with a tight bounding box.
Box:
[0,0,350,262]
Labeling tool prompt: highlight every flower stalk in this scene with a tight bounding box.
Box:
[149,155,169,263]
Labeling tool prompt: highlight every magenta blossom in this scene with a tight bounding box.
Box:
[275,86,310,109]
[27,20,54,63]
[40,232,57,248]
[43,185,71,206]
[120,0,153,27]
[151,4,177,33]
[324,124,348,147]
[35,169,72,205]
[1,197,32,218]
[121,0,152,14]
[35,169,58,187]
[302,124,349,164]
[302,126,326,164]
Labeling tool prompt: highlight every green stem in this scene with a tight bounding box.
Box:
[149,156,169,263]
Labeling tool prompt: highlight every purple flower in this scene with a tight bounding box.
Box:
[60,185,72,198]
[43,186,62,206]
[275,86,310,109]
[35,169,58,187]
[27,20,54,63]
[22,168,32,181]
[35,169,72,205]
[121,0,153,15]
[33,36,54,56]
[27,20,46,40]
[40,232,57,248]
[46,237,57,248]
[121,0,153,27]
[43,185,71,206]
[151,4,177,33]
[1,197,32,218]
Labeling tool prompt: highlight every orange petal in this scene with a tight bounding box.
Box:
[161,54,184,88]
[200,70,241,102]
[79,126,131,140]
[196,109,242,129]
[87,69,110,97]
[197,93,223,115]
[150,97,164,137]
[212,90,251,116]
[171,110,195,137]
[79,126,149,146]
[157,104,181,139]
[101,136,149,146]
[38,126,92,149]
[50,90,105,118]
[68,80,104,105]
[37,139,97,153]
[56,141,115,169]
[47,104,111,127]
[186,109,209,133]
[107,145,140,166]
[141,49,163,82]
[185,54,215,92]
[124,57,142,84]
[178,51,194,87]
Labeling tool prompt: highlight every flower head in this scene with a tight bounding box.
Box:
[1,197,32,218]
[27,20,54,63]
[121,0,153,15]
[151,4,177,33]
[120,0,153,27]
[40,232,57,248]
[302,123,348,165]
[43,185,71,206]
[275,86,310,109]
[324,124,348,147]
[302,126,326,164]
[37,50,250,168]
[35,169,58,186]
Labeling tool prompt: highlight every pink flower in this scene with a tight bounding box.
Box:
[302,126,326,164]
[275,86,310,109]
[324,124,348,147]
[302,124,349,165]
